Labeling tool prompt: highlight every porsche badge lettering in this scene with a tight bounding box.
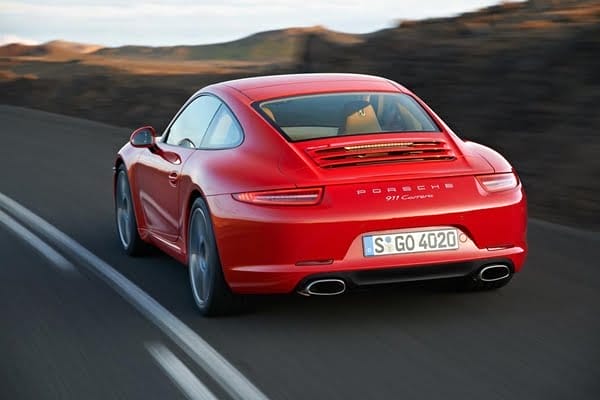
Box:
[356,183,454,200]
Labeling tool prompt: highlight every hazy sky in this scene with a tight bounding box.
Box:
[1,0,509,46]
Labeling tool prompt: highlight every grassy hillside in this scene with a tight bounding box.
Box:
[91,27,362,62]
[0,27,361,64]
[0,40,101,59]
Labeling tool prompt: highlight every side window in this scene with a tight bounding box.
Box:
[165,95,221,147]
[200,106,243,149]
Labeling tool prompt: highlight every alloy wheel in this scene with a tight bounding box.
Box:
[189,208,213,307]
[116,171,132,249]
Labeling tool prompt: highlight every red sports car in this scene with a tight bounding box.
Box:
[114,73,527,315]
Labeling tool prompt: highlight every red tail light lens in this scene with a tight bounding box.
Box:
[232,187,324,205]
[476,173,518,192]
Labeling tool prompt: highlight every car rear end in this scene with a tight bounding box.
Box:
[208,86,527,294]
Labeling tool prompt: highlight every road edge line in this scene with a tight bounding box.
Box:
[0,192,269,400]
[0,208,75,272]
[146,341,219,400]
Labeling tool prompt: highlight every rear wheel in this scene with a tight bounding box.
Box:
[188,198,242,316]
[115,165,147,256]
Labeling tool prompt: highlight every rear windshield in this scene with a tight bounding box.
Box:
[258,92,440,141]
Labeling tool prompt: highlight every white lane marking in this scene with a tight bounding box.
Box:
[0,192,269,400]
[0,208,75,272]
[146,342,218,400]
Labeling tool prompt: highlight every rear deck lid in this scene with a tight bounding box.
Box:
[280,134,494,185]
[305,138,455,168]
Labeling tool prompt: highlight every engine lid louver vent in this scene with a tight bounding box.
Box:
[305,140,456,168]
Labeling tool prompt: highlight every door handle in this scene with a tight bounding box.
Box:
[168,171,179,184]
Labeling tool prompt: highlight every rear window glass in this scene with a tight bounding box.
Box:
[258,92,439,141]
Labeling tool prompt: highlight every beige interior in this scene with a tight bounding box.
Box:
[396,104,423,130]
[262,107,276,121]
[341,104,382,135]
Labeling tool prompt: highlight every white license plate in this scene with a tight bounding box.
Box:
[363,228,459,257]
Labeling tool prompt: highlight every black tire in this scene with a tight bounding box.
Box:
[187,197,243,316]
[115,165,147,256]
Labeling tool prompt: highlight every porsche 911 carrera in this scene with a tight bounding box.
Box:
[114,73,527,315]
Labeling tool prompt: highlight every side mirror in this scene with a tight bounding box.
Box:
[130,126,157,148]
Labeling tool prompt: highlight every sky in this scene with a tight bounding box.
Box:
[0,0,509,47]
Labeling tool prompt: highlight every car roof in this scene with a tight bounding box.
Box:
[213,73,405,101]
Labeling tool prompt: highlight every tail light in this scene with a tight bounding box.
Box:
[476,172,519,193]
[232,187,324,205]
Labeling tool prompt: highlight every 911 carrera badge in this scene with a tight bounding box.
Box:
[396,194,434,200]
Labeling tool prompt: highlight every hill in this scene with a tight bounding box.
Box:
[89,27,361,62]
[0,27,362,66]
[0,40,102,59]
[0,27,361,63]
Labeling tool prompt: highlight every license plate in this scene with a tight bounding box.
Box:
[363,228,459,257]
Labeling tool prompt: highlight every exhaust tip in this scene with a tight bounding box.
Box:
[479,264,511,282]
[298,279,346,296]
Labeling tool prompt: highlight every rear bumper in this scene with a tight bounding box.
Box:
[296,257,515,291]
[221,248,524,294]
[206,180,527,294]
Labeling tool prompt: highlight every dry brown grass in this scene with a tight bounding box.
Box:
[517,19,558,29]
[546,3,600,20]
[0,70,17,80]
[80,56,275,75]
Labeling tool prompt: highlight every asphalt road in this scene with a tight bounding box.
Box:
[1,105,599,400]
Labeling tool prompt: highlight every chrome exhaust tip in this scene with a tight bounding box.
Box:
[298,279,346,296]
[479,264,511,282]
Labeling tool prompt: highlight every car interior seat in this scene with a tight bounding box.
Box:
[340,100,381,135]
[262,107,276,122]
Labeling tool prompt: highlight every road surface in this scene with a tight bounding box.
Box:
[0,105,598,399]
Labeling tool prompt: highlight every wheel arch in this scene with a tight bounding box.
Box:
[183,188,207,249]
[113,156,125,197]
[114,156,149,238]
